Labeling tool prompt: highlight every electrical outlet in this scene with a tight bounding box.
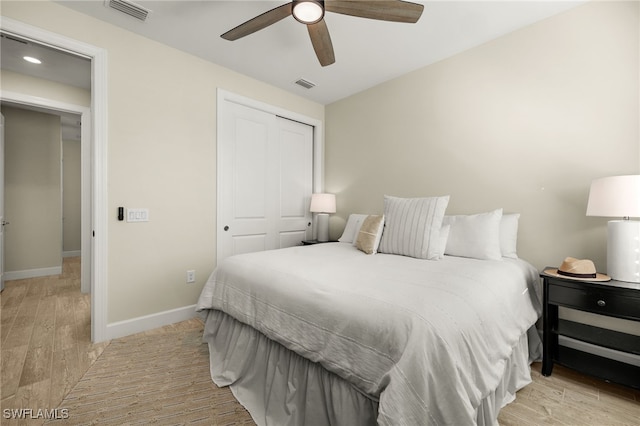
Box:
[186,270,196,283]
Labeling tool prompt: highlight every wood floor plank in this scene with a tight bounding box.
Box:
[49,346,81,408]
[11,379,51,426]
[29,298,56,346]
[2,322,35,351]
[18,345,53,388]
[1,344,29,401]
[1,303,19,342]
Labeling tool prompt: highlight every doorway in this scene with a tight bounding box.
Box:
[0,17,108,343]
[1,105,82,282]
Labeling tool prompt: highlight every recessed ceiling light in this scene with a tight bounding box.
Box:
[23,56,42,64]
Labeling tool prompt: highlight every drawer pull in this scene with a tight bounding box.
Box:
[597,299,606,307]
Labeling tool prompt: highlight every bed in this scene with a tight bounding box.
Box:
[197,197,543,425]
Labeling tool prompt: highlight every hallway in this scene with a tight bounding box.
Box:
[0,257,108,417]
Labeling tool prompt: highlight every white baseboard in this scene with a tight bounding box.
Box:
[63,250,81,258]
[105,304,198,340]
[4,266,63,281]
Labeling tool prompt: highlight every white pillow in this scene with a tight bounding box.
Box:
[378,195,450,260]
[434,224,450,259]
[443,209,503,260]
[500,213,520,259]
[338,214,368,243]
[355,215,385,254]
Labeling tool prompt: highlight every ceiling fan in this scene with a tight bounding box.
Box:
[221,0,424,67]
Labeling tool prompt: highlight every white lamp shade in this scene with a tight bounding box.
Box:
[586,175,640,218]
[310,193,336,214]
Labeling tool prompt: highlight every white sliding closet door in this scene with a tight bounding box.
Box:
[275,116,314,248]
[217,100,313,263]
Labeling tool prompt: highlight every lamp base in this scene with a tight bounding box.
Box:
[316,213,329,242]
[607,220,640,283]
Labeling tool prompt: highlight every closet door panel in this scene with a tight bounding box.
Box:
[277,117,313,247]
[218,101,277,261]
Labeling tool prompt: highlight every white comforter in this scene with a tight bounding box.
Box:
[197,243,542,425]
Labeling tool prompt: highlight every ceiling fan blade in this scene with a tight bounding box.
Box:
[325,0,423,23]
[221,3,293,41]
[307,19,335,67]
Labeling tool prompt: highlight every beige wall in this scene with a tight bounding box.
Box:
[326,1,639,274]
[63,139,81,253]
[3,106,62,272]
[1,69,91,107]
[1,0,324,324]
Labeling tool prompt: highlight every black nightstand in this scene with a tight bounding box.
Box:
[541,269,640,390]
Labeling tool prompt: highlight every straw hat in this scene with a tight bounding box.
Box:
[544,257,610,282]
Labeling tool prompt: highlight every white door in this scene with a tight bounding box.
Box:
[1,113,5,292]
[217,101,313,263]
[276,116,314,247]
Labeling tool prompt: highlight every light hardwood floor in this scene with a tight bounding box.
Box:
[1,257,109,420]
[1,258,639,425]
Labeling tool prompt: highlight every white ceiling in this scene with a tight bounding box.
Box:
[39,0,583,105]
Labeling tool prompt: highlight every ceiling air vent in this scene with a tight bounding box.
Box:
[106,0,150,21]
[295,78,316,89]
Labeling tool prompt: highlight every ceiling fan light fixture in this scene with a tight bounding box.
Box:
[293,0,324,24]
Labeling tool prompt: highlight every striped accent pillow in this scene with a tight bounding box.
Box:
[379,195,450,260]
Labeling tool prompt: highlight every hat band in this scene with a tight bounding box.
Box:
[557,270,596,279]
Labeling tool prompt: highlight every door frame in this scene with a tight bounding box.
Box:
[216,89,324,262]
[0,17,109,343]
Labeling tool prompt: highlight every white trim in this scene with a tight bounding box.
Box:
[106,305,198,340]
[63,250,81,258]
[1,17,109,343]
[4,266,62,281]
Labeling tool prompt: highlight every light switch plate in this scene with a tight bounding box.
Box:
[126,208,149,222]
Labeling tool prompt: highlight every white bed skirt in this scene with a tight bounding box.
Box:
[203,309,542,426]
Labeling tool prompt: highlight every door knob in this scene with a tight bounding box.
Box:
[224,225,229,231]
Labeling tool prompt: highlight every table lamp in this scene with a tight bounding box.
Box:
[586,175,640,283]
[310,193,336,242]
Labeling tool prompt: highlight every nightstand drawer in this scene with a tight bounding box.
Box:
[548,283,640,320]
